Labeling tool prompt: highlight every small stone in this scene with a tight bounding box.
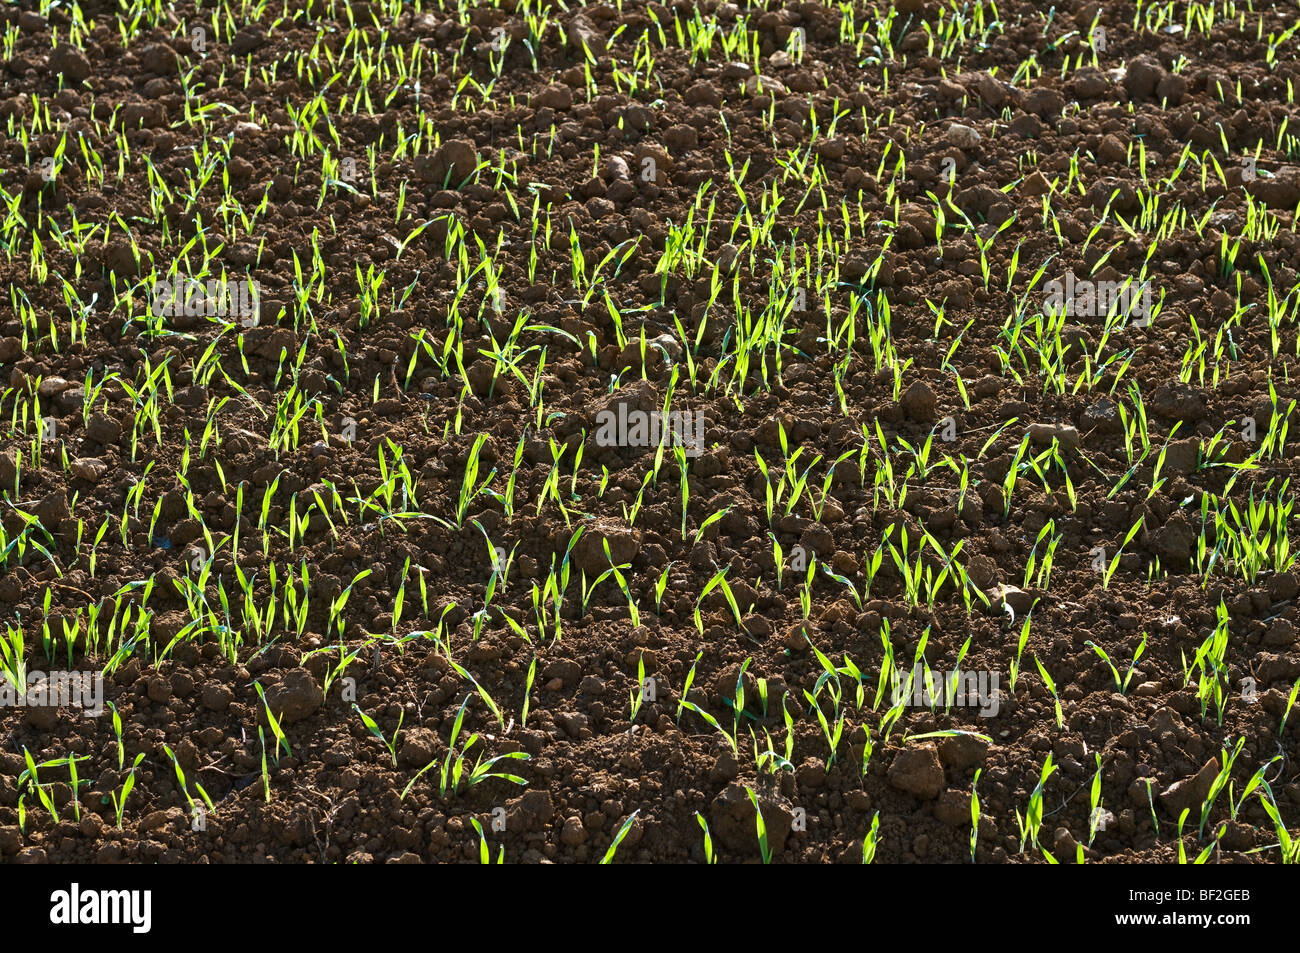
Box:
[717,243,740,272]
[1053,827,1078,858]
[648,334,682,363]
[989,584,1034,619]
[946,123,981,149]
[37,377,72,399]
[70,458,108,483]
[604,155,630,180]
[744,74,787,96]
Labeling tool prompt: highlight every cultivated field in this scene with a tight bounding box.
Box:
[2,0,1300,864]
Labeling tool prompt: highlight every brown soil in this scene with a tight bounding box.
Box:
[1,0,1299,864]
